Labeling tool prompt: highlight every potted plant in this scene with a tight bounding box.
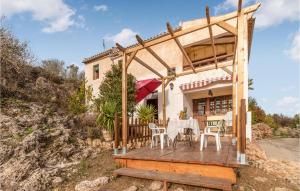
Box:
[136,104,157,122]
[96,101,117,141]
[179,107,188,120]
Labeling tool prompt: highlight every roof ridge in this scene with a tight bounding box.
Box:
[83,26,181,63]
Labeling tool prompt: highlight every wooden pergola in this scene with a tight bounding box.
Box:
[116,1,260,162]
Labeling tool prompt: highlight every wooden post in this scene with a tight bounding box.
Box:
[236,9,245,157]
[232,37,237,136]
[122,53,128,154]
[240,99,246,154]
[162,79,167,128]
[114,112,119,155]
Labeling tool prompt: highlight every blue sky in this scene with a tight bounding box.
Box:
[1,0,299,116]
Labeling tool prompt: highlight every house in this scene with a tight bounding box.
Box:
[83,2,260,190]
[83,9,253,132]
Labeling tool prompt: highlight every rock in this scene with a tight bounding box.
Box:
[75,177,109,191]
[52,176,63,186]
[149,181,163,191]
[254,176,268,182]
[123,185,138,191]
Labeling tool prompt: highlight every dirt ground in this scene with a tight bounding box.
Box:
[57,147,300,191]
[258,138,300,162]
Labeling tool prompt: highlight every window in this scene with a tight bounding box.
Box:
[93,64,99,80]
[193,95,232,116]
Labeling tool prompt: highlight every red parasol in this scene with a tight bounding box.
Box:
[135,79,162,103]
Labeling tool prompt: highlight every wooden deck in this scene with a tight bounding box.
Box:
[114,137,240,190]
[115,137,239,167]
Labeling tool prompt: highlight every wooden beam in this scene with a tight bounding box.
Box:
[164,60,232,79]
[116,43,126,52]
[165,78,173,87]
[238,0,243,13]
[237,10,246,156]
[167,22,195,72]
[121,53,128,154]
[232,37,237,136]
[216,21,237,35]
[126,50,137,69]
[162,79,166,128]
[133,57,164,78]
[221,67,233,76]
[124,3,260,54]
[136,35,171,71]
[206,6,218,69]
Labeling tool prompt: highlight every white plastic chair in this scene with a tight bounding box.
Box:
[224,111,232,134]
[200,120,223,151]
[148,123,169,149]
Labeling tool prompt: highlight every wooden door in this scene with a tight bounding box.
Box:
[193,99,207,131]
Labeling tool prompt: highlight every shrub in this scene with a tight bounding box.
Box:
[96,101,117,133]
[68,80,93,115]
[136,104,157,121]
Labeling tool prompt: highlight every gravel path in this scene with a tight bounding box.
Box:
[258,138,300,162]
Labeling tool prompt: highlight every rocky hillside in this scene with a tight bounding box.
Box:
[0,99,97,191]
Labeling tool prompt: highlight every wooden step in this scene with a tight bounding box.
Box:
[114,167,233,191]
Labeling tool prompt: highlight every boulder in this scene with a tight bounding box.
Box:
[123,185,138,191]
[75,177,109,191]
[149,181,163,191]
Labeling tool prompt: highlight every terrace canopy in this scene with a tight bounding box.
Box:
[115,0,260,163]
[136,79,162,103]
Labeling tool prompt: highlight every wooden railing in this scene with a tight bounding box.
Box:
[114,115,166,149]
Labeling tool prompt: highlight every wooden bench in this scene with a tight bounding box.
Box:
[114,167,233,191]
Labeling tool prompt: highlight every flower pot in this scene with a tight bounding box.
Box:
[102,129,112,142]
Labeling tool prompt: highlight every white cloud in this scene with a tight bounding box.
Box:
[214,0,253,14]
[104,28,138,47]
[286,28,300,62]
[276,96,300,114]
[215,0,300,29]
[94,5,108,12]
[0,0,82,33]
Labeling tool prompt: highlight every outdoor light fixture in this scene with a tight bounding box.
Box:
[170,82,174,90]
[208,89,213,96]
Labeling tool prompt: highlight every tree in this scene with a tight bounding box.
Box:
[248,97,266,124]
[291,114,300,128]
[67,64,79,80]
[0,25,34,81]
[95,61,136,116]
[41,59,65,77]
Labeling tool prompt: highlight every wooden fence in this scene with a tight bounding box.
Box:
[114,114,166,149]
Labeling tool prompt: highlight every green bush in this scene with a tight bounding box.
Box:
[136,104,157,121]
